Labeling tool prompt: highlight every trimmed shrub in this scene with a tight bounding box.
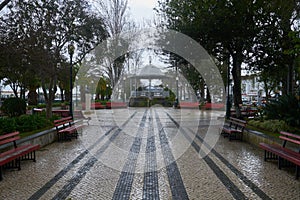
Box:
[0,114,52,135]
[263,94,300,127]
[248,119,298,133]
[0,117,17,134]
[1,98,26,117]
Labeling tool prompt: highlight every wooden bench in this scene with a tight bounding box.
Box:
[220,117,247,141]
[52,110,70,117]
[106,102,127,109]
[0,132,40,181]
[259,131,300,179]
[54,116,85,141]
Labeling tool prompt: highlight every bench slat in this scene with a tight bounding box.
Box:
[259,130,300,179]
[279,136,300,145]
[280,131,300,140]
[0,136,20,146]
[0,144,40,166]
[221,117,246,141]
[0,131,40,181]
[54,117,85,141]
[259,143,300,165]
[0,131,19,140]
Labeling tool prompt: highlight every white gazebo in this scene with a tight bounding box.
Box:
[127,63,171,98]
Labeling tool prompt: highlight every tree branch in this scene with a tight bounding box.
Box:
[0,0,11,11]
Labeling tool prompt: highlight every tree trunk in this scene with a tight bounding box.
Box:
[42,77,57,118]
[28,89,38,105]
[206,87,211,103]
[232,52,243,118]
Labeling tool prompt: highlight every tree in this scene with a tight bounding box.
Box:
[247,0,300,96]
[94,0,132,87]
[0,0,107,117]
[156,0,299,117]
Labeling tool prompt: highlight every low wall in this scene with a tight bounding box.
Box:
[0,123,290,151]
[17,128,58,148]
[243,129,298,150]
[243,129,280,147]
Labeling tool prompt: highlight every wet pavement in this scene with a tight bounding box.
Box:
[0,107,299,200]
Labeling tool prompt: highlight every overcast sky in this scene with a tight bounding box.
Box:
[127,0,157,22]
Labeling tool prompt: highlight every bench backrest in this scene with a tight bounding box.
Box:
[54,116,73,127]
[279,131,300,151]
[0,131,20,148]
[228,117,247,131]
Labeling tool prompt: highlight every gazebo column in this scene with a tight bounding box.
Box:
[148,79,151,98]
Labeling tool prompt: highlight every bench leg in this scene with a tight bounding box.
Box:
[21,151,36,162]
[296,166,299,180]
[17,158,21,170]
[0,167,2,181]
[278,157,282,170]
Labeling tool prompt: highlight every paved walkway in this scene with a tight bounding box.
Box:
[0,107,299,200]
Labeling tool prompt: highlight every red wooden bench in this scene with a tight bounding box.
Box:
[220,117,247,141]
[0,132,40,181]
[259,131,300,179]
[82,102,105,109]
[203,103,224,110]
[179,102,199,109]
[54,116,85,141]
[106,102,127,109]
[52,110,70,117]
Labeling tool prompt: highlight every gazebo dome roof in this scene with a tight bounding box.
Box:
[137,64,165,78]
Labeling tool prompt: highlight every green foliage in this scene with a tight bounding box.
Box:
[129,97,149,107]
[0,114,52,135]
[15,114,52,133]
[263,95,300,127]
[1,98,26,117]
[0,117,16,134]
[248,119,294,133]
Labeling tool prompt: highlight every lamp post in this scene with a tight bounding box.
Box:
[106,84,109,100]
[75,76,78,107]
[226,54,231,119]
[123,77,126,103]
[68,42,75,117]
[175,61,179,108]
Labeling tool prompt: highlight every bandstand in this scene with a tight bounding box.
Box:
[127,63,172,107]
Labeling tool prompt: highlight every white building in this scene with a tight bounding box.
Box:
[241,74,266,104]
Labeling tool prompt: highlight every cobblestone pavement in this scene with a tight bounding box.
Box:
[0,107,299,200]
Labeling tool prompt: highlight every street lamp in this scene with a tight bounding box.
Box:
[226,54,231,119]
[106,84,109,100]
[175,61,179,108]
[68,42,75,117]
[75,76,78,107]
[123,77,126,103]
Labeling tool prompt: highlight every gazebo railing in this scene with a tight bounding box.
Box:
[130,90,169,98]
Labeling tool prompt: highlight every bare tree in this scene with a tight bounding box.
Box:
[96,0,129,37]
[93,0,132,87]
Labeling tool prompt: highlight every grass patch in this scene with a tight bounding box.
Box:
[247,119,300,137]
[246,124,281,138]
